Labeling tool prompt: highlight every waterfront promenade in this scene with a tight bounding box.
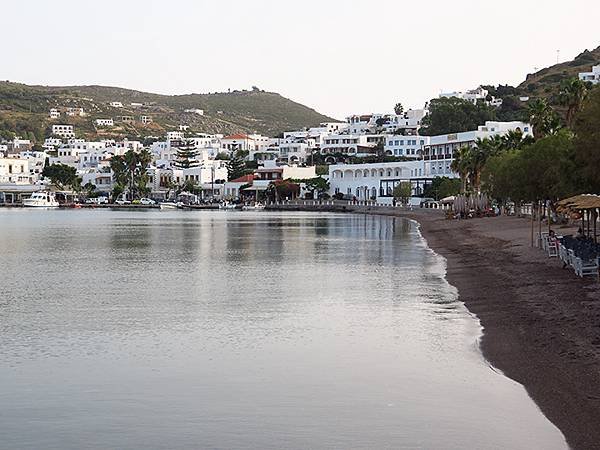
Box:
[268,202,600,450]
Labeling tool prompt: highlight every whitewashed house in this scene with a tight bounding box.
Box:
[384,136,429,158]
[66,107,85,117]
[0,156,32,184]
[49,108,60,119]
[95,118,114,127]
[52,125,75,138]
[184,109,204,115]
[579,65,600,84]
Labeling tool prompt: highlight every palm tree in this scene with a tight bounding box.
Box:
[450,145,472,193]
[500,130,524,151]
[558,77,588,127]
[528,98,553,140]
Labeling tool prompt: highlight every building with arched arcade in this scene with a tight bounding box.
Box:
[328,160,434,205]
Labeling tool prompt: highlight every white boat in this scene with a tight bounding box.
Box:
[219,202,238,210]
[242,202,266,211]
[159,202,180,210]
[23,191,59,208]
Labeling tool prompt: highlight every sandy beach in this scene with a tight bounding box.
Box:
[270,204,600,449]
[410,211,600,450]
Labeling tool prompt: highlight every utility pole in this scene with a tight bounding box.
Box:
[211,165,215,202]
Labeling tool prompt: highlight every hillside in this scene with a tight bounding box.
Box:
[518,45,600,100]
[0,82,336,142]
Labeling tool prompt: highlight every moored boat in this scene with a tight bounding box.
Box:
[242,202,266,211]
[159,202,181,210]
[22,192,59,208]
[219,202,238,210]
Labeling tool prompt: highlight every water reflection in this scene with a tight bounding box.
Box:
[0,209,565,450]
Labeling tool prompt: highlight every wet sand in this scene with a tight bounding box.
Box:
[269,204,600,449]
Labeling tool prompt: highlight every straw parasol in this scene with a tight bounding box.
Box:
[556,194,600,241]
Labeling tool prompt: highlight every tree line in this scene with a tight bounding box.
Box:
[451,78,600,210]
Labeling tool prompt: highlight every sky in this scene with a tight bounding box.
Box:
[3,0,600,119]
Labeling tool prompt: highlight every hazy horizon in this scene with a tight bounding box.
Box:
[3,0,600,119]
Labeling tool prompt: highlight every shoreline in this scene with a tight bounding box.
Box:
[268,204,600,450]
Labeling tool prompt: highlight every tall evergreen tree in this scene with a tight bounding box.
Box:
[173,141,200,169]
[226,154,247,181]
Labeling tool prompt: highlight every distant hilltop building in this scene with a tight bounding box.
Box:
[440,86,502,107]
[140,115,153,124]
[66,107,85,117]
[579,64,600,85]
[49,108,60,119]
[109,102,124,108]
[184,109,204,116]
[52,124,75,138]
[95,118,114,127]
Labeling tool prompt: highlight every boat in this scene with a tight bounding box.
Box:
[159,202,181,210]
[242,202,266,211]
[22,191,59,208]
[219,202,238,210]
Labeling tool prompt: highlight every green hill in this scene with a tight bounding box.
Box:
[518,45,600,100]
[0,82,336,143]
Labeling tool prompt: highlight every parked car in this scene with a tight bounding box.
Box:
[140,198,156,205]
[85,196,109,205]
[115,195,131,205]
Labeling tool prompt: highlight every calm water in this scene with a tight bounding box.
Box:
[0,209,565,449]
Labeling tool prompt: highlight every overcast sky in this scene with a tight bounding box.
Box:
[3,0,599,119]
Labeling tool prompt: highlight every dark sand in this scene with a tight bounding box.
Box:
[271,204,600,449]
[407,211,600,450]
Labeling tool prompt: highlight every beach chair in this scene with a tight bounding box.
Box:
[540,231,549,250]
[547,239,558,257]
[575,257,599,279]
[558,243,568,264]
[567,249,576,269]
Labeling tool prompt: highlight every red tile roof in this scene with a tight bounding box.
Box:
[223,133,250,140]
[230,174,256,183]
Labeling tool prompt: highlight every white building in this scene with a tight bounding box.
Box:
[184,109,204,115]
[19,151,47,178]
[140,115,153,124]
[579,65,600,84]
[80,169,113,193]
[52,125,75,138]
[440,87,488,104]
[110,102,124,108]
[221,134,253,153]
[167,131,185,141]
[277,141,311,164]
[328,160,426,204]
[0,156,31,184]
[66,107,85,117]
[320,134,384,157]
[422,121,532,178]
[43,137,63,150]
[95,118,114,127]
[49,108,60,119]
[440,87,502,107]
[384,136,430,158]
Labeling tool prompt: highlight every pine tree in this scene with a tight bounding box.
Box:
[173,141,200,169]
[226,154,247,181]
